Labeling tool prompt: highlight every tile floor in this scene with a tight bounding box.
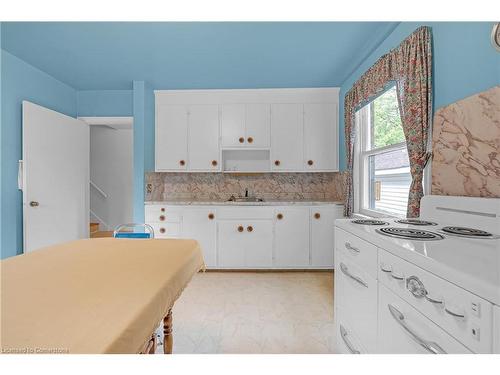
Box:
[156,271,336,354]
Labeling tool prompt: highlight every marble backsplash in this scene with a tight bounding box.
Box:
[432,85,500,197]
[145,172,347,202]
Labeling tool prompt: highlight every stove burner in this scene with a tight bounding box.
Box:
[441,226,493,237]
[395,219,438,226]
[376,227,444,241]
[352,219,388,226]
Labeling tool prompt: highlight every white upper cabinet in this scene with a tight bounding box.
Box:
[155,88,339,172]
[304,103,338,171]
[188,105,220,171]
[221,103,270,148]
[271,103,304,171]
[156,104,188,171]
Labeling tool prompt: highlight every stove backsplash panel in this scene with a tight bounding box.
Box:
[432,85,500,198]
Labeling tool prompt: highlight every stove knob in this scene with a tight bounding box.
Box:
[406,276,427,298]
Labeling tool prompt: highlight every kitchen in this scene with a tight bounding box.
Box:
[1,4,499,371]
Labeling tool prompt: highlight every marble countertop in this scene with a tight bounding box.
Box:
[145,200,344,206]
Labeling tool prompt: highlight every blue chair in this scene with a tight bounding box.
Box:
[113,223,155,239]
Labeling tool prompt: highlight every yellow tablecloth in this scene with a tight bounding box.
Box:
[0,238,204,354]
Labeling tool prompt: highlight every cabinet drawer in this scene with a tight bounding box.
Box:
[335,228,377,278]
[217,207,273,220]
[335,252,378,351]
[378,284,472,354]
[378,248,493,353]
[149,222,181,238]
[145,205,182,223]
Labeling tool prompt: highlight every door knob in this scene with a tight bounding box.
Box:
[29,201,39,207]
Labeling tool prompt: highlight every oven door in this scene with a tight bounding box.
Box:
[378,284,473,354]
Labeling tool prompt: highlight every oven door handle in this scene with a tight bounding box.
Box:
[388,304,447,354]
[340,263,368,288]
[340,324,361,354]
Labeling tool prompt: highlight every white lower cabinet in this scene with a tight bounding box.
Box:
[378,284,472,354]
[218,220,273,268]
[146,203,343,269]
[311,207,339,267]
[182,208,217,268]
[274,207,310,267]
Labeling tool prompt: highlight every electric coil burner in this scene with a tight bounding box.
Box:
[440,226,497,238]
[376,227,444,241]
[395,219,438,226]
[352,219,388,225]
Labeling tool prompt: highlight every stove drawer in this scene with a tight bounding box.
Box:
[335,228,377,278]
[378,284,472,353]
[378,248,493,353]
[335,310,368,354]
[335,252,377,351]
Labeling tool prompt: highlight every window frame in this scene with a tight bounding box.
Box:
[354,91,409,218]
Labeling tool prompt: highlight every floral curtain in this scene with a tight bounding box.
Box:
[343,26,433,218]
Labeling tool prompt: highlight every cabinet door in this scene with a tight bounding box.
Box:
[218,221,245,268]
[271,104,304,171]
[188,105,220,171]
[310,207,336,267]
[304,103,337,171]
[221,104,245,147]
[244,221,273,267]
[182,208,217,268]
[156,104,188,170]
[246,103,270,148]
[274,208,310,267]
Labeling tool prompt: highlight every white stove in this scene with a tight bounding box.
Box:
[333,195,500,354]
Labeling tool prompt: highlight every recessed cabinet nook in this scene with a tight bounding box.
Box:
[154,88,340,173]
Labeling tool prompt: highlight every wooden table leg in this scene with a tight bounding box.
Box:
[149,333,157,354]
[163,309,173,354]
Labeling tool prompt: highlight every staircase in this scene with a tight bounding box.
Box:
[89,222,113,238]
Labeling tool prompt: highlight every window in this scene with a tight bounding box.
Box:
[354,85,411,217]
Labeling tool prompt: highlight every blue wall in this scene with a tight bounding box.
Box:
[1,50,77,258]
[338,22,500,170]
[77,90,133,117]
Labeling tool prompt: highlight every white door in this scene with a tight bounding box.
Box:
[218,221,245,268]
[22,101,89,253]
[271,103,304,171]
[221,104,245,147]
[244,221,273,267]
[188,105,220,171]
[274,208,310,267]
[182,208,217,267]
[304,103,337,170]
[310,207,336,267]
[156,104,188,170]
[245,103,270,148]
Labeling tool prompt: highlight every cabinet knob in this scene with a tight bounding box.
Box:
[277,213,283,220]
[179,160,186,166]
[247,137,253,143]
[29,201,40,207]
[160,208,165,212]
[308,160,314,166]
[159,215,166,221]
[314,213,321,219]
[159,228,166,234]
[208,213,215,220]
[237,225,244,232]
[239,137,245,143]
[247,225,253,232]
[274,160,281,166]
[211,160,218,167]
